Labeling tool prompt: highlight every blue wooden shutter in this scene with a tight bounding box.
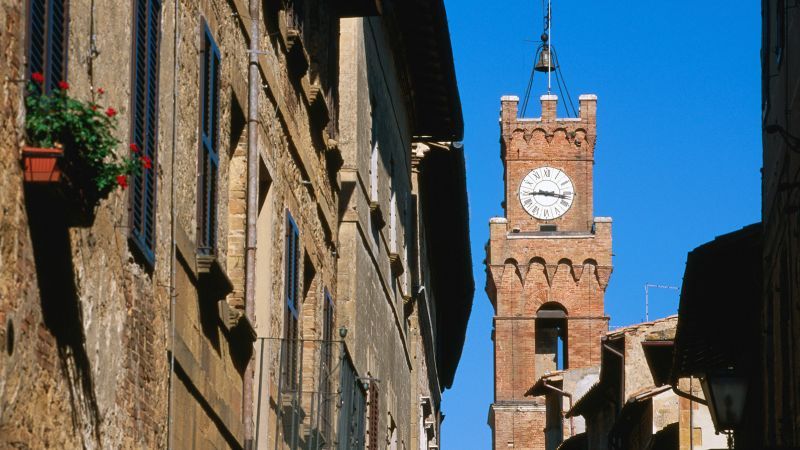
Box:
[130,0,162,265]
[28,0,68,93]
[198,25,221,255]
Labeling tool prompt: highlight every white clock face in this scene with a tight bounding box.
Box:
[519,167,575,220]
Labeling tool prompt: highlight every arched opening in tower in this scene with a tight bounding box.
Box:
[536,302,569,374]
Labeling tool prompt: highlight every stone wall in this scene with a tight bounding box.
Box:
[337,15,417,450]
[0,1,467,449]
[0,0,341,448]
[0,0,170,447]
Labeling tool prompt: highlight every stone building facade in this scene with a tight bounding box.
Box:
[0,1,472,449]
[524,316,725,450]
[486,94,612,450]
[565,317,725,450]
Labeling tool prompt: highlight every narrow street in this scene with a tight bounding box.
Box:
[0,1,796,449]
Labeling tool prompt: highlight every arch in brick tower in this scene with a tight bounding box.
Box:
[536,302,568,373]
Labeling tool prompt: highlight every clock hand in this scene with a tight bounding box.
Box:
[524,190,568,199]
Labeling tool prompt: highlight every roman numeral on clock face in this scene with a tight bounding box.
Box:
[518,166,575,220]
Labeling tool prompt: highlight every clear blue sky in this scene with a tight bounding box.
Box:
[440,1,762,448]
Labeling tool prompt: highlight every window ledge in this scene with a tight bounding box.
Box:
[370,201,386,230]
[218,300,256,343]
[389,252,404,276]
[196,254,234,298]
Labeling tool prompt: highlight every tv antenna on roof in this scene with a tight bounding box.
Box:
[644,283,681,322]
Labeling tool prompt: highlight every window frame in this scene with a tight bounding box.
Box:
[26,0,69,94]
[338,355,367,450]
[128,0,163,266]
[197,22,221,256]
[283,212,301,391]
[318,289,336,446]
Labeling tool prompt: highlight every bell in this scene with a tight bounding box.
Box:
[534,46,556,73]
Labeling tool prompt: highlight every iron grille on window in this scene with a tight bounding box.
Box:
[27,0,68,93]
[197,24,221,255]
[283,213,301,392]
[129,0,162,265]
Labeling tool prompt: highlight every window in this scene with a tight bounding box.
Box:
[197,24,221,255]
[338,358,366,450]
[28,0,68,93]
[390,191,397,253]
[536,303,568,374]
[388,416,398,450]
[367,381,379,450]
[369,98,379,203]
[317,290,335,447]
[130,0,162,264]
[370,139,379,202]
[284,0,305,43]
[776,0,785,66]
[283,213,301,391]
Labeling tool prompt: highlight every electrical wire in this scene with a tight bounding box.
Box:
[553,61,570,117]
[553,49,578,117]
[520,48,539,117]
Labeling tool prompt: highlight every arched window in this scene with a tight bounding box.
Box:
[536,302,568,373]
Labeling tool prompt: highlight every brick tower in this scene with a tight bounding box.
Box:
[486,94,612,450]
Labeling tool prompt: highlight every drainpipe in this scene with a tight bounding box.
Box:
[167,0,180,447]
[541,382,574,437]
[243,0,260,448]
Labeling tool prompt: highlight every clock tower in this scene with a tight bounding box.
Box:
[486,94,613,450]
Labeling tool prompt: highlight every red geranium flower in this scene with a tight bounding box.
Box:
[57,81,69,90]
[140,155,152,169]
[116,175,128,189]
[97,87,105,94]
[90,104,98,111]
[130,143,140,153]
[105,107,117,117]
[31,72,44,84]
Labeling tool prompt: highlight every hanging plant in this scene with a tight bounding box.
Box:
[24,73,147,192]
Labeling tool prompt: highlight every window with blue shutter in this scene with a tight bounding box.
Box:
[197,24,221,255]
[27,0,68,93]
[283,212,300,391]
[129,0,162,265]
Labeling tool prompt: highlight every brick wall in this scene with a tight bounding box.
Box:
[488,94,611,449]
[501,95,597,233]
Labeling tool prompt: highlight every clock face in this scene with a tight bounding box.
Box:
[519,167,575,220]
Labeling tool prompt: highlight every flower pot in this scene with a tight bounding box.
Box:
[22,146,64,183]
[22,144,110,227]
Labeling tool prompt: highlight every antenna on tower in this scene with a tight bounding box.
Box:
[520,0,578,118]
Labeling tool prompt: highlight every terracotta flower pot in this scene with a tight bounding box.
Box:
[22,146,64,183]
